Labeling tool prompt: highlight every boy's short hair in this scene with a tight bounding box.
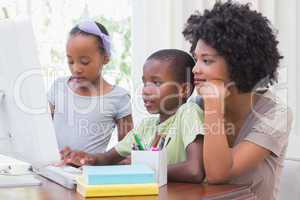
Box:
[146,49,195,87]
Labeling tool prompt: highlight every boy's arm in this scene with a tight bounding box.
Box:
[116,115,134,140]
[167,136,204,183]
[62,147,124,166]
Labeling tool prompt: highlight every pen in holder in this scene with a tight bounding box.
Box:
[131,148,167,187]
[131,133,168,186]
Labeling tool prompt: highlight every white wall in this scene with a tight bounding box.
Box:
[280,0,300,158]
[131,0,299,158]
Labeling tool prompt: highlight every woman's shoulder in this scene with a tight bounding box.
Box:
[244,90,293,142]
[254,90,293,127]
[237,90,293,157]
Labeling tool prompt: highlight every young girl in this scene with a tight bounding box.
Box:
[48,20,133,155]
[183,1,293,199]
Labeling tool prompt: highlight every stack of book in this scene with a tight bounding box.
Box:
[76,164,159,197]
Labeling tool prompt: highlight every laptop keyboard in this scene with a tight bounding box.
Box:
[34,165,82,189]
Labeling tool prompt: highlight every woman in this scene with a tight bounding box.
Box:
[183,1,293,200]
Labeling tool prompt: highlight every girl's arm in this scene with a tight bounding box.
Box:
[116,115,133,140]
[167,136,204,183]
[61,147,124,166]
[202,81,271,184]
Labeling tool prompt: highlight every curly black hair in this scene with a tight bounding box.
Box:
[182,0,282,93]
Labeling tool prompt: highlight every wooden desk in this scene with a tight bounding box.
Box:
[0,176,255,200]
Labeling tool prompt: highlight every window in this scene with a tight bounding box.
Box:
[0,0,132,91]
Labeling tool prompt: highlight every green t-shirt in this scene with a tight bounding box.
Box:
[115,102,204,164]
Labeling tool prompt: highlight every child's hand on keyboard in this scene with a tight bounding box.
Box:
[60,147,96,166]
[60,146,75,161]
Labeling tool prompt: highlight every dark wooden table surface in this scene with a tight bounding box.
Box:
[0,176,255,200]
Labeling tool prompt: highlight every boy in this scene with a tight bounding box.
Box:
[62,49,205,183]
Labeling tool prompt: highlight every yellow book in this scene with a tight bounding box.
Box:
[76,176,159,197]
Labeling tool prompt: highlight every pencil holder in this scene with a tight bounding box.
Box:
[131,148,167,187]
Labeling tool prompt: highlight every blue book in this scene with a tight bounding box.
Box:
[83,164,156,185]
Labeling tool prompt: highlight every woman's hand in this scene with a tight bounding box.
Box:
[196,79,234,115]
[60,147,97,166]
[195,79,232,100]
